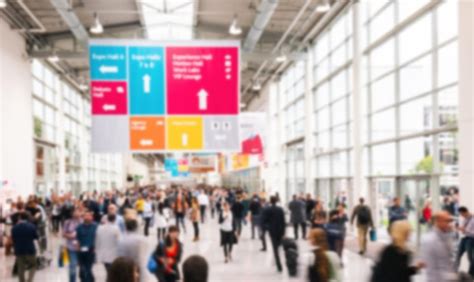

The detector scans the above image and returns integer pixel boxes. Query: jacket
[95,222,120,263]
[421,228,457,282]
[261,204,286,239]
[371,244,417,282]
[288,199,307,224]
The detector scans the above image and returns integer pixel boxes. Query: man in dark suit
[288,194,307,239]
[262,196,286,272]
[11,212,39,282]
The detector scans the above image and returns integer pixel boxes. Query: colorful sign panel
[89,40,240,153]
[239,112,266,155]
[189,155,216,173]
[165,158,189,177]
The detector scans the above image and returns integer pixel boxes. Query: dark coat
[261,204,286,239]
[371,244,417,282]
[288,199,306,224]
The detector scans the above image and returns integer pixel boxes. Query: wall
[0,18,34,198]
[123,154,153,187]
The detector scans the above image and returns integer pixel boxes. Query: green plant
[415,155,434,174]
[34,117,43,138]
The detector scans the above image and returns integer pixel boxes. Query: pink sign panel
[91,81,128,115]
[166,47,239,115]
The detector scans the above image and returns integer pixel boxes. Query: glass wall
[32,60,123,196]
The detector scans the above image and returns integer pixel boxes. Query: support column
[57,81,66,194]
[458,0,474,210]
[305,50,314,195]
[351,1,365,205]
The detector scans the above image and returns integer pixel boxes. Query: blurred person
[156,200,168,241]
[231,196,245,237]
[311,201,327,229]
[325,210,345,263]
[153,226,183,282]
[421,200,432,226]
[350,197,374,255]
[371,220,424,282]
[182,255,208,282]
[143,195,154,237]
[11,212,39,282]
[249,194,262,240]
[63,208,83,282]
[117,219,147,282]
[456,206,474,277]
[307,228,341,282]
[101,204,125,233]
[190,198,201,242]
[106,257,140,282]
[95,213,121,274]
[173,190,188,233]
[51,198,63,234]
[288,194,307,240]
[135,194,145,217]
[76,211,98,282]
[421,211,458,282]
[305,194,316,223]
[388,197,407,231]
[219,202,235,263]
[261,196,286,272]
[197,191,209,224]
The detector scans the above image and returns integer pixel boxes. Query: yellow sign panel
[167,117,203,150]
[232,154,249,170]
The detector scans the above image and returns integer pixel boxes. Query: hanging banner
[239,112,266,155]
[89,39,240,153]
[189,155,216,173]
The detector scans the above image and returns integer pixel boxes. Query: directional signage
[89,40,240,153]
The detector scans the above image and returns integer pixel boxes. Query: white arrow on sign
[182,133,188,146]
[198,89,208,110]
[103,104,116,111]
[99,65,118,74]
[140,139,153,146]
[143,74,151,94]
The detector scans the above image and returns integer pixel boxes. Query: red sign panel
[166,46,239,115]
[91,81,128,115]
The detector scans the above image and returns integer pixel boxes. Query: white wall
[123,154,152,187]
[0,18,34,198]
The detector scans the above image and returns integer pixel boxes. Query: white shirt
[95,223,121,264]
[143,201,153,218]
[198,193,210,206]
[220,211,233,232]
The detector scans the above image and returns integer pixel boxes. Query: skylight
[138,0,195,40]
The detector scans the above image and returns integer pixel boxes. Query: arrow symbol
[99,65,118,74]
[103,104,116,111]
[182,133,188,146]
[143,74,151,94]
[140,139,153,146]
[198,89,208,110]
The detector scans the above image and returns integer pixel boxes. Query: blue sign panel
[89,45,127,80]
[129,47,165,115]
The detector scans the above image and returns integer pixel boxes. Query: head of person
[458,206,470,219]
[223,202,230,211]
[393,197,400,207]
[108,204,117,216]
[183,255,209,282]
[390,220,411,250]
[270,196,278,206]
[359,198,365,205]
[292,195,297,201]
[19,211,30,222]
[433,211,453,233]
[168,225,180,241]
[307,228,330,281]
[192,198,199,207]
[337,204,345,212]
[83,211,94,223]
[107,257,139,282]
[329,210,339,222]
[72,208,82,220]
[125,219,138,233]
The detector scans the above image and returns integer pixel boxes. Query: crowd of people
[0,184,473,282]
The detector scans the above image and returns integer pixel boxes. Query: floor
[0,216,430,282]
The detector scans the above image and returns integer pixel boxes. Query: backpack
[357,206,371,225]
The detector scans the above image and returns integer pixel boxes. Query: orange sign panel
[130,117,165,150]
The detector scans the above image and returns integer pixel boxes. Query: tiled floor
[0,217,428,282]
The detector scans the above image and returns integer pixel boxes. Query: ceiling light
[79,83,89,91]
[252,80,262,91]
[48,52,60,63]
[275,54,287,63]
[0,0,7,9]
[316,1,330,13]
[90,13,103,34]
[229,16,242,36]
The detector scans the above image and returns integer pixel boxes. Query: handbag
[369,228,377,242]
[147,253,158,274]
[57,245,69,267]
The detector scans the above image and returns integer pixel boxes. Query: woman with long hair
[312,202,327,229]
[107,257,140,282]
[371,220,424,282]
[153,226,183,282]
[307,228,341,282]
[219,202,235,263]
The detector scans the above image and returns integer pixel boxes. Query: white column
[351,2,365,205]
[304,50,314,194]
[458,0,474,210]
[57,81,66,193]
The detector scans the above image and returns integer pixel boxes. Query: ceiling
[0,0,343,105]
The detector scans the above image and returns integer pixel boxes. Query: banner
[239,112,266,155]
[89,40,240,153]
[164,158,189,177]
[189,155,216,173]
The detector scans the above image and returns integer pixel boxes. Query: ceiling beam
[243,0,279,52]
[49,0,89,46]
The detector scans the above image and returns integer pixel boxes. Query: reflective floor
[0,217,429,282]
